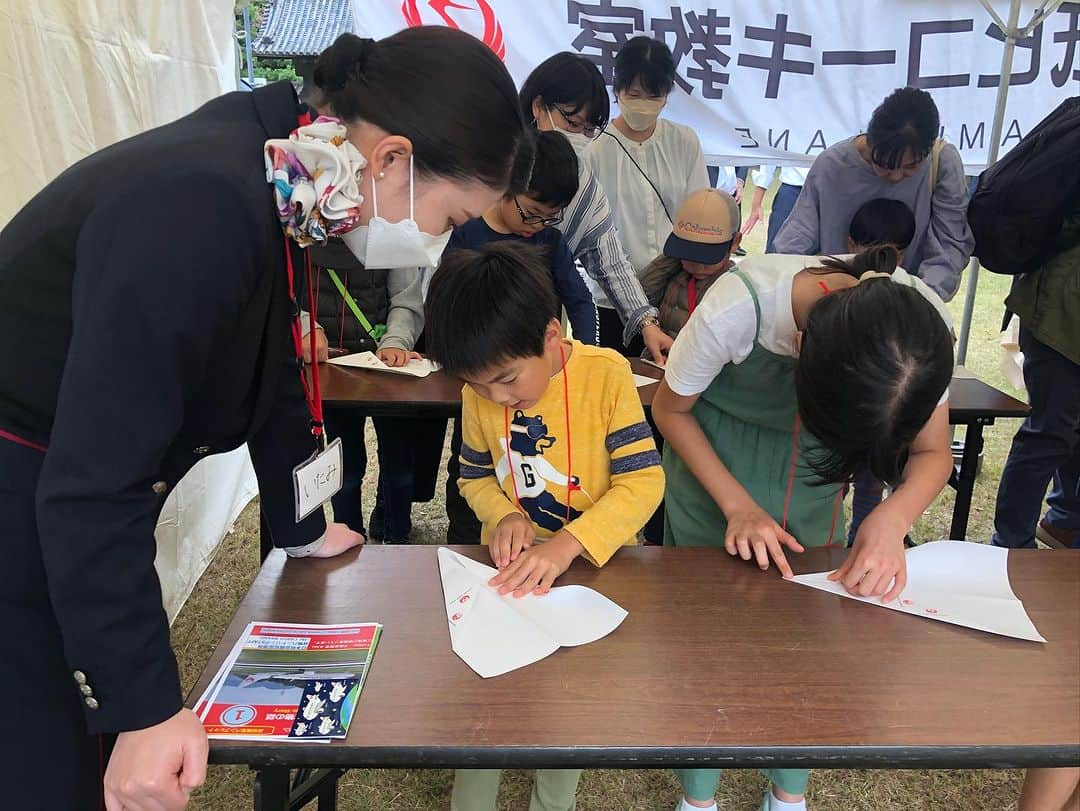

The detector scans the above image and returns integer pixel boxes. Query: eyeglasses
[514,196,564,227]
[552,105,604,139]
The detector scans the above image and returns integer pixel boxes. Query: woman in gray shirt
[774,87,973,300]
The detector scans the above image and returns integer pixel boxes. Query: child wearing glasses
[442,130,599,544]
[444,130,598,345]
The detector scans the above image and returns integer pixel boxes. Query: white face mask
[340,156,453,269]
[618,96,665,132]
[545,109,595,155]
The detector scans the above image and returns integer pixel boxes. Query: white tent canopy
[0,0,239,224]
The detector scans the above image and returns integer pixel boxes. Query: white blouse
[585,118,710,292]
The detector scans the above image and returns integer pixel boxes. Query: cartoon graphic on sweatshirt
[494,410,587,532]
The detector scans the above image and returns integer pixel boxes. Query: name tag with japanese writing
[292,438,343,521]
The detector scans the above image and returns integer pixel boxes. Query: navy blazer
[0,82,325,733]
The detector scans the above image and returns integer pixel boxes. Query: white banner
[354,1,1079,173]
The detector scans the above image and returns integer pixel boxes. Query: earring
[378,171,385,179]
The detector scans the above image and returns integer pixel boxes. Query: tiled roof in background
[253,0,353,58]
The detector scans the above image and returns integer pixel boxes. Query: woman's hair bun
[314,33,375,94]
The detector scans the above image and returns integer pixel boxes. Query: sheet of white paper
[789,541,1045,642]
[328,351,439,378]
[632,373,659,388]
[437,547,628,677]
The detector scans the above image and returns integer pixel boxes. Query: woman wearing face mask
[0,27,529,811]
[520,52,674,363]
[773,86,974,300]
[585,35,711,339]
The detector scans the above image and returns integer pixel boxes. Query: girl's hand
[724,503,804,578]
[377,347,422,367]
[830,504,908,602]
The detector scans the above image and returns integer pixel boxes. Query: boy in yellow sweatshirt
[424,240,664,811]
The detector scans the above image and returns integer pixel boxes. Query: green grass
[172,179,1032,809]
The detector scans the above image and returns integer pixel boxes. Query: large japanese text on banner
[354,1,1080,172]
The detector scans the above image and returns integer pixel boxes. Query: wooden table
[191,545,1079,811]
[316,357,663,415]
[945,372,1029,540]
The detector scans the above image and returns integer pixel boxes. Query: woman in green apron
[652,245,955,811]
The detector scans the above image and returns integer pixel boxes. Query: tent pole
[956,0,1023,365]
[243,5,255,84]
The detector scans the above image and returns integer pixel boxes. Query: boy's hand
[641,323,673,366]
[830,504,908,602]
[303,328,329,364]
[723,503,804,579]
[489,531,584,597]
[377,347,423,367]
[490,512,535,568]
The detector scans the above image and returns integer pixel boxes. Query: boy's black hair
[866,86,940,170]
[796,245,953,486]
[614,36,676,96]
[424,242,559,378]
[522,130,580,209]
[848,198,917,250]
[520,52,610,132]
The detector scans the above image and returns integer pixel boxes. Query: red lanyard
[285,245,325,449]
[0,427,46,453]
[504,343,577,524]
[688,276,697,315]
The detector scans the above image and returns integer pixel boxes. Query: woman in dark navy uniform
[0,28,528,811]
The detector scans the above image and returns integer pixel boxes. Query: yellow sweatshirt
[458,341,665,566]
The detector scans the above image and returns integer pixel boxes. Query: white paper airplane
[437,547,628,678]
[789,541,1046,642]
[328,350,439,378]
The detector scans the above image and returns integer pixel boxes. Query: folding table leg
[253,766,290,811]
[950,422,985,540]
[317,771,339,811]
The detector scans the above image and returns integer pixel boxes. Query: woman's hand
[377,347,423,367]
[741,205,765,237]
[104,708,207,811]
[723,502,804,578]
[830,504,908,602]
[308,522,365,558]
[641,323,673,366]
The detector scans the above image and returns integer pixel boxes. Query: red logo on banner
[401,0,506,59]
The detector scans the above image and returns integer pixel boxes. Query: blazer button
[79,684,93,696]
[194,445,211,455]
[152,481,167,495]
[73,670,87,685]
[84,697,100,711]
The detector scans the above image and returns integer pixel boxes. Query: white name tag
[292,437,343,522]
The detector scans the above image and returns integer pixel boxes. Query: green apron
[663,269,844,548]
